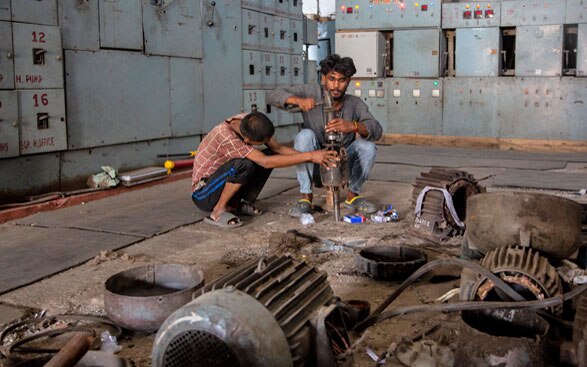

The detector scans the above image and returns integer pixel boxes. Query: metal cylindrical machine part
[152,256,345,367]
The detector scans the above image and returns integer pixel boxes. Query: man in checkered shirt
[191,111,338,228]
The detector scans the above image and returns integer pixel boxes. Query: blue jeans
[294,129,376,195]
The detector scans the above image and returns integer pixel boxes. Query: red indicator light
[347,7,353,13]
[474,9,483,18]
[421,4,428,11]
[463,10,472,19]
[485,9,494,17]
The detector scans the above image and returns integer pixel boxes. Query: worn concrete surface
[0,144,586,366]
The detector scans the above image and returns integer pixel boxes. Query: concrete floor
[0,144,586,366]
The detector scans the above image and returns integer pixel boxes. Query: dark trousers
[191,156,273,212]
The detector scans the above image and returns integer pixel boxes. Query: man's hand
[325,118,354,134]
[311,150,339,168]
[294,97,316,112]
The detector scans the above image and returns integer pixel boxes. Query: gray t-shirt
[266,84,383,148]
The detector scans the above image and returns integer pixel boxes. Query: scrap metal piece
[356,245,427,280]
[411,168,484,242]
[465,246,562,313]
[104,263,204,332]
[152,256,352,367]
[464,191,583,260]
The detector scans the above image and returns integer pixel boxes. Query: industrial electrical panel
[334,0,587,144]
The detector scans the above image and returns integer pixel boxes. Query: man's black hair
[319,54,357,78]
[240,112,275,142]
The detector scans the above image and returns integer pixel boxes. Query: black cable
[356,258,527,331]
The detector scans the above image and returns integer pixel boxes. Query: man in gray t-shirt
[266,54,383,217]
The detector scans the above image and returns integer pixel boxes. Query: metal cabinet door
[259,13,274,51]
[242,9,260,50]
[290,54,303,85]
[242,0,260,11]
[388,78,443,135]
[143,0,202,58]
[243,89,265,115]
[0,91,19,158]
[260,0,275,14]
[276,53,291,87]
[11,0,57,26]
[261,51,276,89]
[303,17,318,45]
[289,19,303,54]
[170,58,204,136]
[0,21,14,90]
[566,0,587,24]
[577,24,587,77]
[516,25,563,77]
[13,23,63,89]
[243,50,262,89]
[304,59,317,84]
[0,0,10,21]
[347,79,390,133]
[18,89,66,155]
[455,28,500,77]
[99,0,143,50]
[394,29,441,78]
[58,0,100,51]
[275,0,288,17]
[274,16,290,53]
[289,0,302,19]
[501,0,566,26]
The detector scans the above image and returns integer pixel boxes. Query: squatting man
[190,112,339,228]
[267,54,383,217]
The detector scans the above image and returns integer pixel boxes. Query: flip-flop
[237,201,263,216]
[203,211,243,228]
[344,196,378,215]
[288,199,312,218]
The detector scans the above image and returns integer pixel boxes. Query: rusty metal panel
[243,50,262,89]
[64,50,171,149]
[260,0,275,14]
[0,91,19,158]
[0,153,60,201]
[566,0,587,24]
[170,58,204,136]
[259,13,274,51]
[261,51,276,89]
[0,0,10,21]
[99,0,143,50]
[201,0,242,131]
[0,21,14,90]
[276,52,291,87]
[443,77,498,137]
[13,23,63,89]
[290,54,303,85]
[242,0,260,11]
[303,17,317,45]
[242,9,260,50]
[11,0,57,26]
[577,23,587,76]
[142,0,203,58]
[304,59,317,84]
[515,25,563,77]
[501,0,566,27]
[561,77,587,141]
[274,16,291,53]
[288,0,301,19]
[388,78,443,135]
[289,19,303,54]
[274,0,288,18]
[18,89,67,155]
[58,0,100,51]
[497,77,568,140]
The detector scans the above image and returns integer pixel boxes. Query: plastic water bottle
[300,213,315,226]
